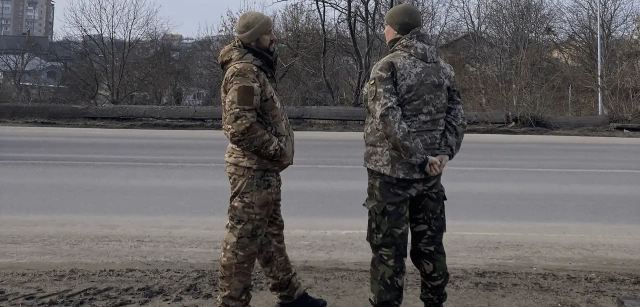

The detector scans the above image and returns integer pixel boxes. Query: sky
[52,0,285,39]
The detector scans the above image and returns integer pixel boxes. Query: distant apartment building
[0,0,54,39]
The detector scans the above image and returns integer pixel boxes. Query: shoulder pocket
[236,85,257,107]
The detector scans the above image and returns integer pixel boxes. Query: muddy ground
[2,262,639,307]
[1,217,639,306]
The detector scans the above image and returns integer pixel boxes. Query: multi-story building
[0,0,54,40]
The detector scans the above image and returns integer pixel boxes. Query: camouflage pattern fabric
[218,38,294,172]
[216,38,303,307]
[217,164,305,307]
[364,169,449,307]
[363,27,467,179]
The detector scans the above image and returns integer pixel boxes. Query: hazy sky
[52,0,284,38]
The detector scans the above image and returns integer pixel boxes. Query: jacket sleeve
[222,66,284,161]
[439,64,467,160]
[368,60,430,169]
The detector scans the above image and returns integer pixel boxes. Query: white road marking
[3,127,640,144]
[2,160,640,174]
[286,230,640,240]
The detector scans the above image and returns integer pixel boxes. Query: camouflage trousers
[216,164,304,307]
[363,169,449,307]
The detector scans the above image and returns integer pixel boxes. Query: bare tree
[60,0,171,105]
[0,36,55,103]
[38,0,638,121]
[0,36,48,90]
[313,0,385,106]
[452,0,490,34]
[315,0,337,104]
[559,0,640,117]
[0,53,41,89]
[402,0,456,46]
[483,0,562,118]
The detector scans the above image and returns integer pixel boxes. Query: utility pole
[597,0,603,115]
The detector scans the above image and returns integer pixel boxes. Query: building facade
[0,0,54,39]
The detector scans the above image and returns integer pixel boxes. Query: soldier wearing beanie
[384,3,423,37]
[216,11,327,307]
[362,3,466,307]
[236,11,276,52]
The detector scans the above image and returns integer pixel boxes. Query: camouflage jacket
[363,28,467,179]
[218,38,294,172]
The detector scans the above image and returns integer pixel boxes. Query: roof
[0,54,62,72]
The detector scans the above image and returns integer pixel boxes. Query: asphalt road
[1,126,640,224]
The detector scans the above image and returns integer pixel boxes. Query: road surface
[1,126,640,224]
[1,126,639,306]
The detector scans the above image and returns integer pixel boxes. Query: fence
[0,103,612,129]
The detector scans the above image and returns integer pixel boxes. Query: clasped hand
[424,155,449,176]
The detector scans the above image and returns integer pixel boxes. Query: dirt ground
[2,262,639,307]
[1,216,639,306]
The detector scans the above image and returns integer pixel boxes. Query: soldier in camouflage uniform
[362,4,467,307]
[216,11,327,307]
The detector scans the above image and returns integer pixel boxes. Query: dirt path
[1,216,639,306]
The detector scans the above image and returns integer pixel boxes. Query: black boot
[275,292,327,307]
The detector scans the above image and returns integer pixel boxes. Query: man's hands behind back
[424,156,441,176]
[424,155,450,176]
[436,155,449,172]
